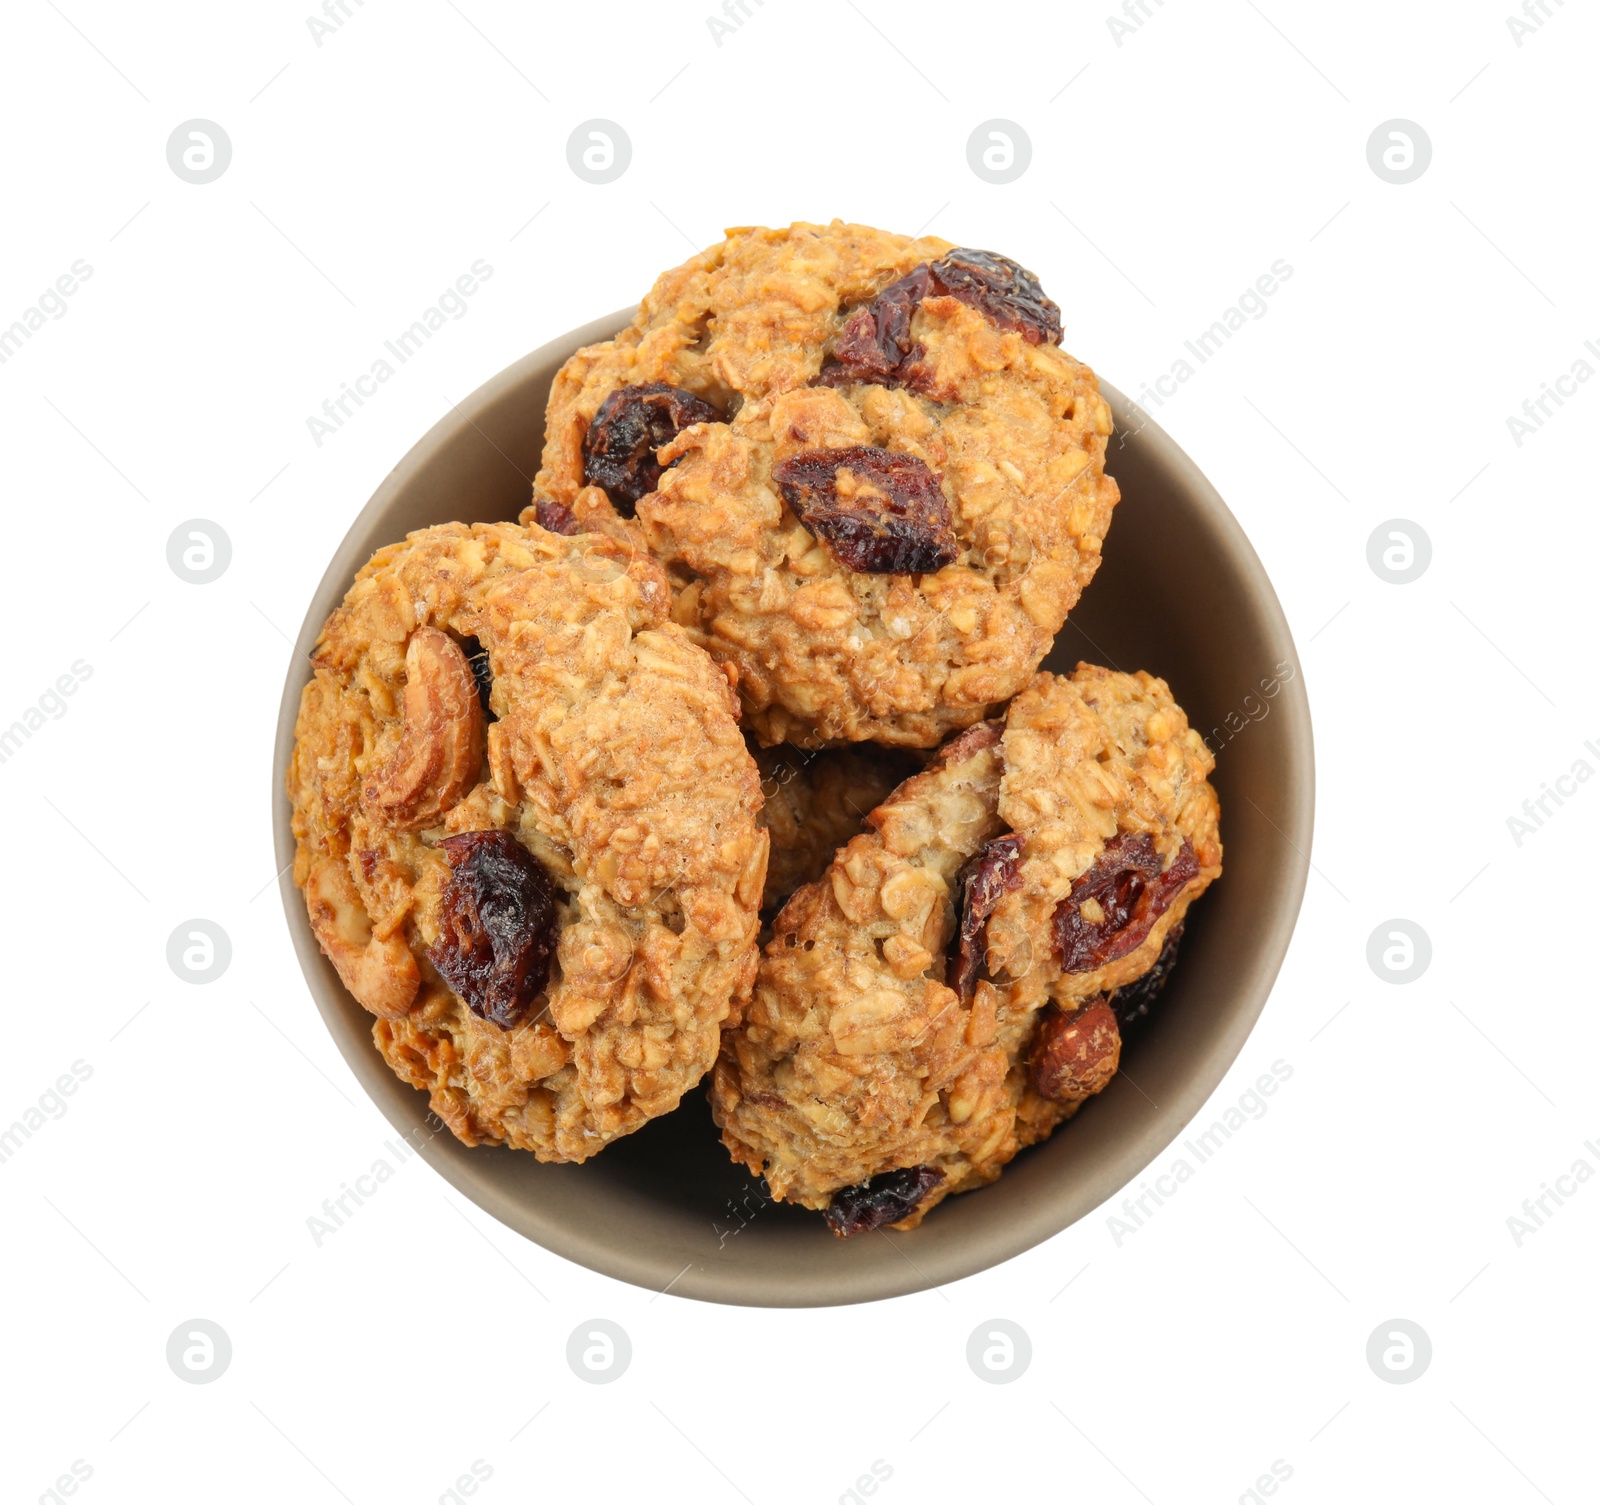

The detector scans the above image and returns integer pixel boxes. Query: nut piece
[362,628,485,830]
[1026,999,1120,1103]
[305,856,419,1019]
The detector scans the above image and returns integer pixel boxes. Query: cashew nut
[305,856,419,1019]
[362,627,484,829]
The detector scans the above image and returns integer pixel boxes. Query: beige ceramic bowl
[272,309,1313,1306]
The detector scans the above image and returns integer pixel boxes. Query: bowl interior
[272,310,1312,1306]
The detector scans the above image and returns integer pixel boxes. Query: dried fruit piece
[1027,999,1120,1103]
[1108,921,1184,1028]
[823,1164,945,1238]
[532,495,582,536]
[817,247,1061,389]
[582,382,723,514]
[772,445,958,575]
[926,248,1061,345]
[816,266,929,388]
[1054,833,1198,973]
[361,628,484,831]
[428,830,559,1029]
[951,833,1024,1000]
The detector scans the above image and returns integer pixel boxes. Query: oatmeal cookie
[753,741,921,917]
[288,522,767,1163]
[525,221,1121,747]
[710,665,1221,1232]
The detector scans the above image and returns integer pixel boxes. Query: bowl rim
[271,308,1314,1306]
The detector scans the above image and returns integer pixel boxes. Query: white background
[2,1,1596,1501]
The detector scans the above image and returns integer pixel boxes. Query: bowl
[272,308,1313,1307]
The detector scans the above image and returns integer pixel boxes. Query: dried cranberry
[582,382,723,514]
[532,496,582,536]
[816,264,931,389]
[816,248,1060,389]
[427,831,559,1029]
[771,445,958,574]
[1107,921,1184,1028]
[1027,998,1120,1103]
[823,1164,945,1238]
[926,248,1061,345]
[1054,833,1198,974]
[951,833,1024,1001]
[455,635,495,720]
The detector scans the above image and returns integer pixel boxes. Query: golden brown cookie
[288,522,768,1162]
[710,665,1221,1233]
[752,741,922,917]
[525,221,1120,747]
